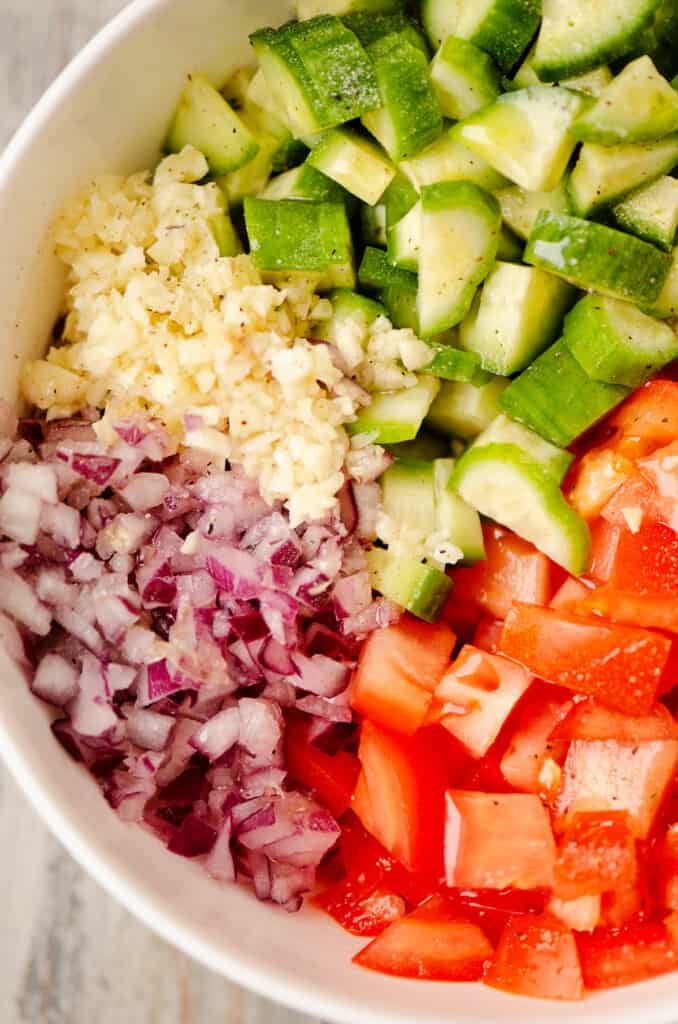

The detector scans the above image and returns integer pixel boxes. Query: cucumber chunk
[358,247,420,329]
[402,128,510,190]
[450,443,591,575]
[569,136,678,217]
[562,294,678,388]
[426,376,508,440]
[297,0,403,19]
[208,205,242,257]
[495,181,570,241]
[652,247,678,318]
[458,262,575,375]
[385,432,449,460]
[431,36,501,120]
[165,74,260,176]
[612,175,678,251]
[418,181,501,337]
[250,17,380,136]
[471,414,574,483]
[259,162,351,205]
[499,339,630,448]
[525,210,671,306]
[455,0,541,74]
[562,66,614,98]
[348,377,440,443]
[343,11,428,54]
[367,547,452,622]
[244,198,355,288]
[313,288,386,346]
[435,459,486,563]
[362,34,443,161]
[382,459,437,535]
[361,203,388,246]
[570,56,678,144]
[423,341,491,385]
[307,128,395,205]
[456,86,586,192]
[383,170,419,227]
[533,0,663,83]
[387,201,421,272]
[422,0,462,49]
[496,226,524,263]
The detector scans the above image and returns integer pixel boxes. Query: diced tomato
[601,473,660,527]
[555,738,678,839]
[432,646,532,758]
[500,682,574,793]
[567,447,634,521]
[500,603,671,716]
[315,875,406,936]
[350,615,455,736]
[576,585,678,634]
[549,576,593,612]
[607,519,678,599]
[554,811,637,900]
[447,524,555,620]
[577,922,678,989]
[473,617,503,654]
[441,590,482,645]
[444,790,556,890]
[653,829,678,912]
[553,700,678,743]
[353,722,453,876]
[338,814,439,907]
[445,888,547,946]
[609,379,678,448]
[354,894,494,980]
[600,872,654,928]
[285,720,360,818]
[484,914,583,1000]
[549,893,602,933]
[588,518,622,583]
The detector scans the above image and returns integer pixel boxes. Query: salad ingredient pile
[6,0,678,1004]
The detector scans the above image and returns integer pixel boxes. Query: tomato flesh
[609,379,678,447]
[554,811,636,900]
[315,876,406,936]
[608,519,678,599]
[484,914,584,1000]
[577,922,678,989]
[553,700,678,743]
[285,720,360,818]
[499,683,573,793]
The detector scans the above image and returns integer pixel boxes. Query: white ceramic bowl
[1,3,678,1021]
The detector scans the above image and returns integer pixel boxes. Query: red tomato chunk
[578,922,678,989]
[554,811,636,900]
[484,914,583,1000]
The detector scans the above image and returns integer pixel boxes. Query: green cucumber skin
[562,294,678,388]
[383,170,419,228]
[358,246,416,289]
[471,413,574,483]
[260,162,353,206]
[360,203,388,247]
[368,548,453,622]
[495,182,571,241]
[307,128,395,205]
[568,137,678,217]
[348,378,440,443]
[343,11,428,53]
[422,0,462,49]
[423,343,491,385]
[533,0,664,83]
[525,210,671,306]
[500,338,630,448]
[431,36,501,120]
[457,0,542,74]
[612,175,678,251]
[244,198,354,283]
[450,442,591,575]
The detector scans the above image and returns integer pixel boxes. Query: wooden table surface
[0,4,323,1022]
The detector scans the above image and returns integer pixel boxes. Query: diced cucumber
[387,201,421,272]
[506,43,541,90]
[435,459,486,563]
[250,17,380,137]
[562,66,613,98]
[456,86,586,193]
[296,0,403,20]
[495,181,570,241]
[246,67,287,119]
[450,443,591,575]
[525,211,671,306]
[426,376,508,440]
[613,175,678,251]
[382,459,437,535]
[455,0,541,74]
[431,36,501,120]
[348,377,440,443]
[343,11,428,54]
[533,0,663,83]
[358,246,420,330]
[458,262,575,376]
[313,288,386,345]
[216,100,298,204]
[471,414,574,483]
[499,339,630,448]
[422,0,462,49]
[307,128,394,206]
[360,202,388,246]
[423,341,491,385]
[571,56,678,144]
[496,226,524,263]
[385,432,450,460]
[362,34,443,161]
[165,74,260,175]
[208,206,242,257]
[259,162,351,205]
[569,136,678,217]
[243,198,355,288]
[402,128,509,190]
[367,547,452,622]
[383,170,419,227]
[418,181,501,337]
[562,294,678,388]
[652,247,678,317]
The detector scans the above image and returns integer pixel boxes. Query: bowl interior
[1,2,678,1021]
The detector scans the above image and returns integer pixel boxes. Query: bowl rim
[4,5,678,1024]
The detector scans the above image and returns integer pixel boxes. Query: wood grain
[0,4,324,1022]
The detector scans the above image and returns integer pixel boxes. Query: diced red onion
[126,708,175,751]
[6,462,58,503]
[352,481,381,541]
[0,486,43,544]
[119,473,170,512]
[167,813,217,857]
[0,568,51,635]
[190,706,240,761]
[291,652,349,698]
[32,652,79,706]
[41,502,82,549]
[206,816,236,881]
